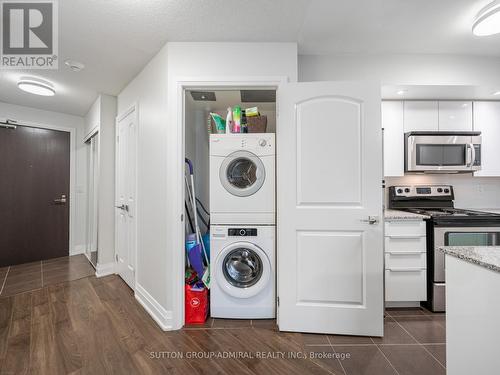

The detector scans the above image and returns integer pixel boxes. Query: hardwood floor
[0,270,447,375]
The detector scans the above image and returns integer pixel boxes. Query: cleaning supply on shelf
[232,106,241,133]
[225,107,233,134]
[245,106,259,117]
[241,109,248,133]
[210,112,226,134]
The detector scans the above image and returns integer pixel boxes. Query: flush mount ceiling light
[473,0,500,36]
[64,59,85,72]
[17,78,55,96]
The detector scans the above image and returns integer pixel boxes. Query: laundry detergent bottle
[232,106,241,133]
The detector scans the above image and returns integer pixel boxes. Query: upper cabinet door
[382,101,404,177]
[438,101,473,131]
[277,81,383,336]
[404,101,439,132]
[474,102,500,177]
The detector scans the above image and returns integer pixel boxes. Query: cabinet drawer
[385,269,426,302]
[385,252,426,269]
[385,236,426,252]
[385,221,426,236]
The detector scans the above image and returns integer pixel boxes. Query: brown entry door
[0,125,70,267]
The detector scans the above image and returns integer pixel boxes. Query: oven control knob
[444,188,450,194]
[437,188,443,193]
[397,188,403,194]
[404,188,410,193]
[259,139,267,147]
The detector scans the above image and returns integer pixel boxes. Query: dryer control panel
[228,228,258,237]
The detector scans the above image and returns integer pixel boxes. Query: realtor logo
[1,0,58,69]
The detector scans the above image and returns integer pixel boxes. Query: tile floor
[185,308,447,375]
[0,254,95,298]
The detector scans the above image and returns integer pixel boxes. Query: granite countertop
[384,209,429,220]
[439,246,500,273]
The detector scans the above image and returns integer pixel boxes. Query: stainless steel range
[388,185,500,312]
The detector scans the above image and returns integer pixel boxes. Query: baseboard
[135,283,173,331]
[71,245,86,256]
[385,301,422,308]
[95,262,115,278]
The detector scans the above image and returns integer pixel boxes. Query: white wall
[117,45,169,327]
[84,94,117,266]
[299,54,500,87]
[0,101,87,254]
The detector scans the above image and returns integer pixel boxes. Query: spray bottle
[225,107,232,134]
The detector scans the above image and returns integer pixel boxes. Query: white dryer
[210,134,275,225]
[210,225,275,319]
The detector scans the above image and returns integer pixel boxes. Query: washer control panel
[228,228,258,237]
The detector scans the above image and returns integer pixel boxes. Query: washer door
[215,242,271,299]
[220,151,265,197]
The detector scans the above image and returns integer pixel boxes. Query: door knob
[360,216,380,225]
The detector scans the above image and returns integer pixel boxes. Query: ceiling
[0,0,499,116]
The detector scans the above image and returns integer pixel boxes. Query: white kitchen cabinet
[384,219,427,303]
[474,101,500,177]
[404,101,438,132]
[438,101,473,131]
[382,101,404,177]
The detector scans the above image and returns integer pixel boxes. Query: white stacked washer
[209,134,276,319]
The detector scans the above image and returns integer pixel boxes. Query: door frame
[1,119,77,256]
[171,76,288,329]
[115,103,139,289]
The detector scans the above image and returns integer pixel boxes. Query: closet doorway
[86,132,99,267]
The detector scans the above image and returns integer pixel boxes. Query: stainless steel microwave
[405,131,482,173]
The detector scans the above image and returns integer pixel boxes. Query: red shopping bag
[185,284,209,324]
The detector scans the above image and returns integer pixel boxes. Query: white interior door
[277,81,384,336]
[115,108,137,289]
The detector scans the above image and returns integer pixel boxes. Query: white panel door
[115,108,137,289]
[474,101,500,177]
[404,101,438,132]
[382,101,404,177]
[438,101,473,131]
[277,81,384,336]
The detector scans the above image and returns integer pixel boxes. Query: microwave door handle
[470,143,476,167]
[466,143,475,167]
[466,144,472,167]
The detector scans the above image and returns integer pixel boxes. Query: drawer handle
[387,251,425,255]
[387,268,425,272]
[387,235,425,239]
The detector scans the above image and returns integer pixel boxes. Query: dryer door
[215,242,271,299]
[220,150,266,197]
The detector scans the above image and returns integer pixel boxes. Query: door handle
[115,204,129,212]
[360,216,380,225]
[54,194,67,204]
